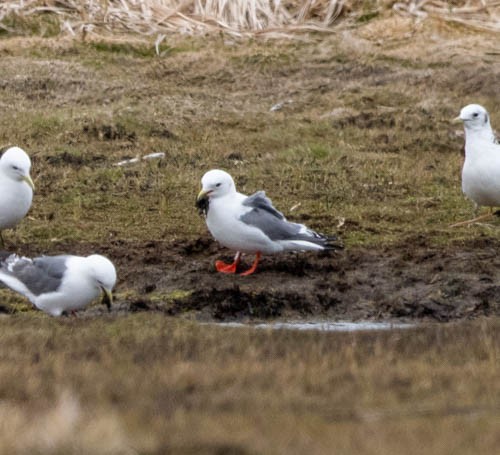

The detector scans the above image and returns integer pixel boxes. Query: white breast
[0,181,32,229]
[462,139,500,207]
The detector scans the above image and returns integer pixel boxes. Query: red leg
[215,252,241,274]
[240,252,261,276]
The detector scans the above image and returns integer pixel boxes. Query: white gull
[0,147,34,245]
[196,169,341,275]
[451,104,500,227]
[0,253,116,316]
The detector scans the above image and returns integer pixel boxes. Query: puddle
[207,321,415,332]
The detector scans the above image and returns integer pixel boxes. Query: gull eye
[215,183,222,188]
[11,165,20,171]
[472,112,479,118]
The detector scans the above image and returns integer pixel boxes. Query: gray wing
[241,209,305,241]
[2,255,69,296]
[242,191,285,220]
[241,192,329,244]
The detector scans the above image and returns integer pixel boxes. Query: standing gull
[451,104,500,227]
[0,147,34,245]
[0,253,116,316]
[196,169,341,276]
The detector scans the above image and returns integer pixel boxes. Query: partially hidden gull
[196,169,342,276]
[0,147,34,245]
[451,104,500,227]
[0,253,116,316]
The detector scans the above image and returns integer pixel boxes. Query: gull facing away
[0,147,35,245]
[196,169,342,276]
[451,104,500,227]
[0,253,116,316]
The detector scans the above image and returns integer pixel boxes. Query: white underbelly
[462,161,500,207]
[206,211,282,254]
[33,287,100,316]
[0,187,32,229]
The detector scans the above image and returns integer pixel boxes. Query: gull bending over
[451,104,500,227]
[0,253,116,316]
[196,169,341,276]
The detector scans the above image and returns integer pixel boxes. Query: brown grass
[1,1,499,39]
[0,0,346,38]
[394,0,500,32]
[0,315,499,454]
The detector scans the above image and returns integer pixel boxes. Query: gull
[0,253,117,316]
[196,169,341,276]
[451,104,500,227]
[0,147,35,245]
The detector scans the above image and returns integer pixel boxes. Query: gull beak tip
[197,189,208,201]
[101,288,113,311]
[23,175,35,190]
[196,190,210,216]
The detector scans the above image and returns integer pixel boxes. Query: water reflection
[208,321,415,332]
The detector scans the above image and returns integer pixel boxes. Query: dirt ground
[4,233,500,322]
[129,235,500,322]
[108,234,500,322]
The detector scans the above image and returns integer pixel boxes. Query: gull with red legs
[196,169,342,276]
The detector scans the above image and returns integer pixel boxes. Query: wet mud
[15,235,500,322]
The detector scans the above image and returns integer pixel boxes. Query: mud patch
[21,236,500,322]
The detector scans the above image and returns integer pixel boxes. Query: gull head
[86,254,117,310]
[455,104,491,132]
[0,147,34,190]
[196,169,236,214]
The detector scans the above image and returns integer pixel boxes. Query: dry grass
[0,1,499,39]
[0,314,498,453]
[0,0,346,38]
[395,0,500,32]
[0,390,133,454]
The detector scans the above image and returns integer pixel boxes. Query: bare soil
[129,236,500,322]
[8,234,500,322]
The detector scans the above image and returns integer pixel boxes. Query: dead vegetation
[0,0,348,39]
[394,0,500,32]
[0,1,499,39]
[0,315,498,454]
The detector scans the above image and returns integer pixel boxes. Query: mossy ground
[0,15,499,454]
[1,23,498,251]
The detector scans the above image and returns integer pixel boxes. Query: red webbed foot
[215,252,241,274]
[215,260,238,273]
[240,252,261,276]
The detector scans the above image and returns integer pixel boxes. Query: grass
[0,315,498,453]
[0,25,494,249]
[1,1,499,39]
